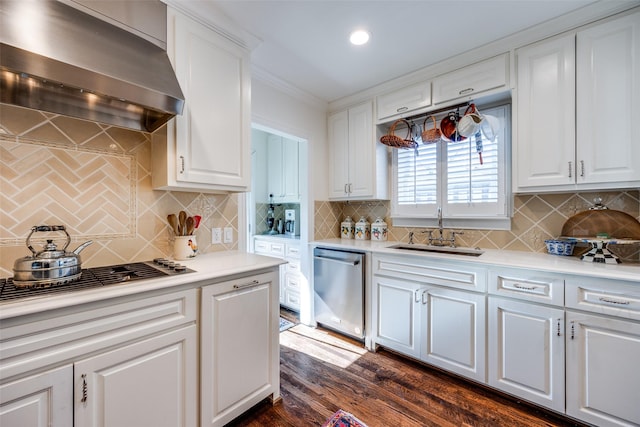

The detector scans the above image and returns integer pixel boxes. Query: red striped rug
[322,409,367,427]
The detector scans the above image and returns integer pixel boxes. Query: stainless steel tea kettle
[12,225,93,289]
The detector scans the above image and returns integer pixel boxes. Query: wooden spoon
[178,211,187,236]
[186,216,195,236]
[167,214,179,235]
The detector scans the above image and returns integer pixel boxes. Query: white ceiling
[180,0,630,103]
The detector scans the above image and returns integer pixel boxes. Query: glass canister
[371,217,388,241]
[341,216,355,239]
[355,216,370,240]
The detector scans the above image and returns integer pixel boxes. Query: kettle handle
[26,225,71,255]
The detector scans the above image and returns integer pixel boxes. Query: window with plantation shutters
[392,104,511,229]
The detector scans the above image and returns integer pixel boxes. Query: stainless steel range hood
[0,1,184,133]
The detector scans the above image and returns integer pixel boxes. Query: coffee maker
[284,209,299,237]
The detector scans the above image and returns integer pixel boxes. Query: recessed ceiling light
[350,30,370,46]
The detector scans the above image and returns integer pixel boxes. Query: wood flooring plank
[228,319,587,427]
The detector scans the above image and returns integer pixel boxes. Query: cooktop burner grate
[0,261,193,302]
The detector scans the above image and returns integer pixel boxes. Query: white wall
[251,78,328,202]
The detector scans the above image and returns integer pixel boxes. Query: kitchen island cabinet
[0,253,284,427]
[201,270,280,427]
[514,10,640,193]
[328,101,389,200]
[153,6,251,193]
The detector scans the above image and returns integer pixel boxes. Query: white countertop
[0,251,285,320]
[312,238,640,283]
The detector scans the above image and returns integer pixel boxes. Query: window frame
[390,103,512,230]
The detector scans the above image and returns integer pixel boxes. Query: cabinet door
[432,54,508,105]
[515,34,575,189]
[167,8,250,191]
[281,138,300,202]
[347,102,375,198]
[566,311,640,427]
[328,110,350,198]
[74,326,197,427]
[422,287,486,382]
[0,365,73,427]
[372,276,422,359]
[201,271,280,427]
[376,82,431,122]
[576,11,640,185]
[267,136,285,200]
[488,297,565,412]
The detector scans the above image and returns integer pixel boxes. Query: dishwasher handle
[314,255,360,266]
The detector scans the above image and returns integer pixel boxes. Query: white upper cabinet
[153,7,251,193]
[267,135,300,203]
[376,82,432,122]
[515,34,576,189]
[328,101,389,200]
[514,10,640,193]
[576,11,640,186]
[432,54,509,105]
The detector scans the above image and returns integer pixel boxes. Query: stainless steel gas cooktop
[0,259,195,302]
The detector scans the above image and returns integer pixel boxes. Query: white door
[576,11,640,185]
[373,276,422,359]
[201,272,279,427]
[74,326,197,427]
[488,297,565,412]
[328,110,350,198]
[347,102,374,198]
[0,365,73,427]
[422,287,486,382]
[515,34,575,189]
[566,311,640,427]
[170,9,250,189]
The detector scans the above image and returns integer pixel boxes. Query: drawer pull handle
[513,283,537,291]
[459,87,474,95]
[396,106,408,113]
[81,374,88,403]
[234,279,260,289]
[599,297,630,305]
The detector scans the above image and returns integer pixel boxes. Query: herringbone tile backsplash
[0,104,238,276]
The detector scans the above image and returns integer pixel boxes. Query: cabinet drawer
[285,274,301,292]
[286,243,301,259]
[432,53,508,104]
[372,254,486,292]
[376,81,431,121]
[0,289,197,379]
[254,238,285,258]
[566,277,640,321]
[286,259,301,274]
[284,290,301,309]
[489,268,564,306]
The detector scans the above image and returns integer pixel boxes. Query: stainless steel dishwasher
[313,247,365,340]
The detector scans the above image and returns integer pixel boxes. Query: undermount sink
[388,244,484,257]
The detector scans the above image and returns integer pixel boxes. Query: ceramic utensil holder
[174,235,198,260]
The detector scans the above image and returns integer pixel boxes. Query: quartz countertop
[0,251,285,320]
[312,238,640,283]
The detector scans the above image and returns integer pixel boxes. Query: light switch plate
[223,227,233,243]
[212,228,222,244]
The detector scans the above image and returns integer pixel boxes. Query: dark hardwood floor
[227,310,587,427]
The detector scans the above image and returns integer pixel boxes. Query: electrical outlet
[212,228,222,244]
[223,227,233,243]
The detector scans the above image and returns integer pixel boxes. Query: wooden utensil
[186,216,195,236]
[167,214,179,235]
[178,211,187,236]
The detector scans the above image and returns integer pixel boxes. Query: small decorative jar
[371,217,388,241]
[355,217,371,240]
[341,216,355,239]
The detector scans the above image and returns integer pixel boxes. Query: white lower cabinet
[74,326,197,427]
[200,271,280,427]
[488,297,565,412]
[253,236,302,311]
[372,254,486,382]
[565,312,640,427]
[0,365,73,427]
